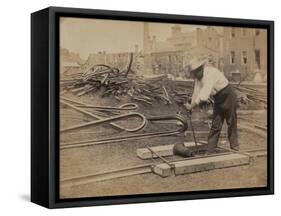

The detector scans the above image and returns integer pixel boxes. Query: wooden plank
[153,153,250,177]
[137,142,205,159]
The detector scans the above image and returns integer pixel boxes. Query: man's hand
[185,102,195,111]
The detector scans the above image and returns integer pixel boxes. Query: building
[60,48,85,76]
[148,25,217,78]
[145,25,267,82]
[221,27,267,81]
[78,24,267,82]
[196,27,223,67]
[166,25,197,50]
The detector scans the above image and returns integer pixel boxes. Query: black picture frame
[31,6,274,208]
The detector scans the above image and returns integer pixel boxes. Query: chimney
[143,23,150,54]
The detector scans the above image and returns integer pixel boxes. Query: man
[185,59,239,153]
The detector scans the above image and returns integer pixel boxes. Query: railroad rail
[60,114,188,150]
[60,148,266,188]
[60,96,189,150]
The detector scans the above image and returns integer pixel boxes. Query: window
[231,28,235,38]
[242,51,247,64]
[255,49,261,69]
[256,30,260,36]
[230,51,235,64]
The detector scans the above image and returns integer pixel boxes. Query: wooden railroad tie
[153,153,250,177]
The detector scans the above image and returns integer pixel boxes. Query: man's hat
[188,58,206,73]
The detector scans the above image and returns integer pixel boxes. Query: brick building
[147,25,267,81]
[75,24,267,82]
[220,27,267,81]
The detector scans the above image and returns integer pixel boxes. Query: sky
[60,17,204,59]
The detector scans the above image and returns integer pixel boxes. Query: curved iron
[60,99,145,133]
[76,103,138,111]
[82,64,118,81]
[60,111,146,133]
[60,96,143,132]
[60,114,188,150]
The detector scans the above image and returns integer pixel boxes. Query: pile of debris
[61,61,266,109]
[60,63,193,106]
[129,76,193,106]
[61,52,133,97]
[234,84,267,108]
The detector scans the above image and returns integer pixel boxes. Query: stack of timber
[136,142,250,177]
[60,58,266,110]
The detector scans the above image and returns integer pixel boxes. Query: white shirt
[191,66,229,105]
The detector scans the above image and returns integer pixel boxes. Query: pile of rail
[234,84,267,108]
[61,60,266,109]
[60,66,193,106]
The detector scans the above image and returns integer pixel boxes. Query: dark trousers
[207,85,238,152]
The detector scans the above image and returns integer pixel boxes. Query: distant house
[220,27,267,81]
[148,25,220,78]
[144,25,267,82]
[61,62,81,77]
[63,62,80,69]
[60,48,85,75]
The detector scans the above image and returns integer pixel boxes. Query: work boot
[206,144,217,155]
[173,143,194,157]
[206,149,216,155]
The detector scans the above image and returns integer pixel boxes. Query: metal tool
[146,145,175,169]
[187,110,198,146]
[178,109,198,146]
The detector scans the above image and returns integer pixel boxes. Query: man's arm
[193,72,215,105]
[185,80,201,111]
[191,80,200,104]
[195,81,215,104]
[186,72,215,111]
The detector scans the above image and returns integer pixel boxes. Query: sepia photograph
[59,17,268,199]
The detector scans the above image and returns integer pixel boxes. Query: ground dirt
[59,92,267,199]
